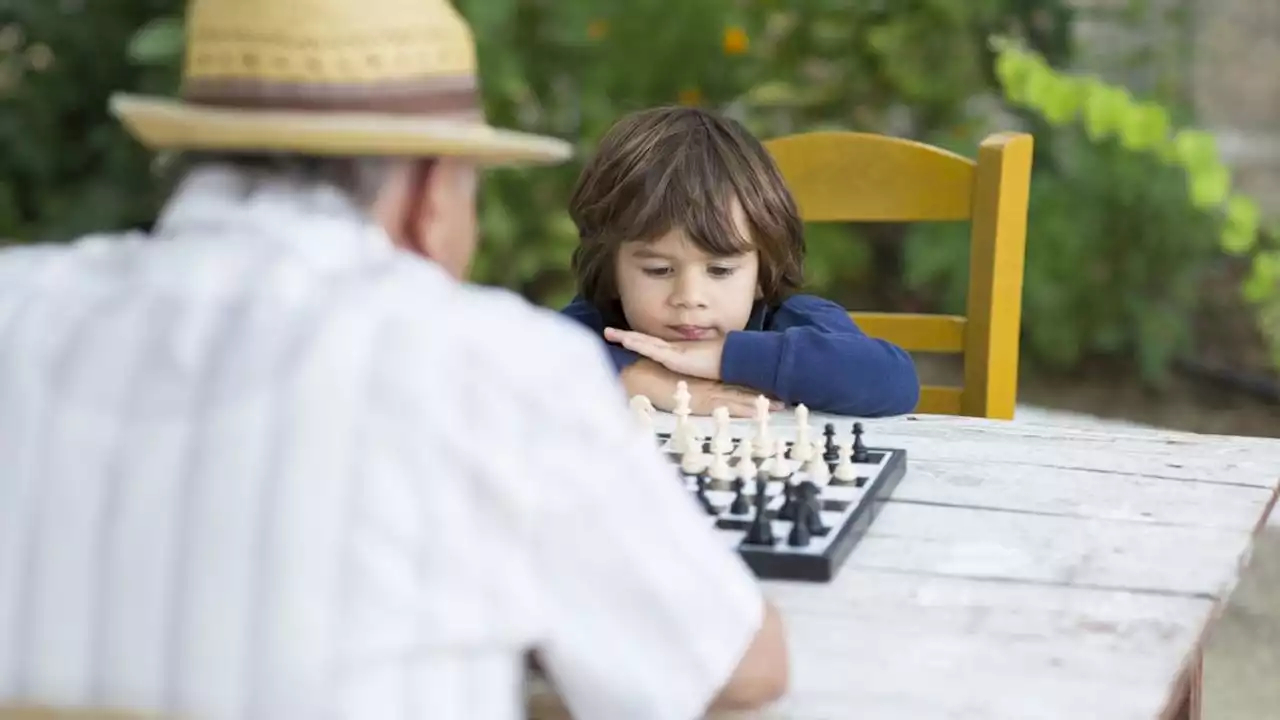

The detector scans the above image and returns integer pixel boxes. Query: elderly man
[0,0,788,719]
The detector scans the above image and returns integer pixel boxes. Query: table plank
[531,571,1215,720]
[845,501,1251,598]
[889,459,1272,530]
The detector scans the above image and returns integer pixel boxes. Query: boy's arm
[720,295,920,417]
[559,295,640,372]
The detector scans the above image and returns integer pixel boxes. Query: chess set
[631,383,908,583]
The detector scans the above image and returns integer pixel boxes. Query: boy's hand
[619,358,782,418]
[605,327,724,380]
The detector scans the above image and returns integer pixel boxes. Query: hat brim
[109,93,575,166]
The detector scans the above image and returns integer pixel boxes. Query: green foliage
[9,0,1268,385]
[905,129,1221,382]
[0,1,181,243]
[989,37,1280,371]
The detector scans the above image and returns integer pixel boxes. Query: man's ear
[399,160,436,258]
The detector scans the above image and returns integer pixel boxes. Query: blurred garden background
[1,0,1278,437]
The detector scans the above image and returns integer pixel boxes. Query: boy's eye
[708,265,737,277]
[641,266,672,277]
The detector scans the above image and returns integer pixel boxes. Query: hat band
[181,75,483,117]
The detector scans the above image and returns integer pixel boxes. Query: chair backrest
[764,130,1034,419]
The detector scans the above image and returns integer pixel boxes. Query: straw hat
[109,0,573,165]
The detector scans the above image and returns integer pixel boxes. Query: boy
[560,105,920,418]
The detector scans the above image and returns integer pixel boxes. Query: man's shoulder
[380,273,622,388]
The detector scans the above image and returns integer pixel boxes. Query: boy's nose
[671,280,709,308]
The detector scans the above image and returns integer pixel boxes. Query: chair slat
[766,132,975,222]
[849,312,966,353]
[915,386,963,415]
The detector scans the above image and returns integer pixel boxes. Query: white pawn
[768,437,791,479]
[680,446,708,476]
[805,452,831,487]
[833,440,858,484]
[711,406,734,454]
[708,451,732,486]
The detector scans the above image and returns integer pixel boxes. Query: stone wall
[1069,0,1280,217]
[1193,0,1280,217]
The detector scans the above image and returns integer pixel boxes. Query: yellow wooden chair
[764,130,1034,419]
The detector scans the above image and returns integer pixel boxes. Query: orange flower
[587,20,608,40]
[722,26,749,55]
[678,88,703,106]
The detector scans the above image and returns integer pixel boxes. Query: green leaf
[1119,101,1170,151]
[1220,194,1260,255]
[1187,161,1231,209]
[1242,251,1280,303]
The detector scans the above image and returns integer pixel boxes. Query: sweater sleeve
[558,296,642,373]
[719,295,920,417]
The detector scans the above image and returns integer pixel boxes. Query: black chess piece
[729,478,750,515]
[787,501,812,547]
[799,481,827,535]
[852,421,869,463]
[822,423,838,463]
[694,473,715,514]
[803,481,824,532]
[776,479,798,521]
[743,475,775,546]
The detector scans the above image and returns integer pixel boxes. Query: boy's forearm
[720,328,919,416]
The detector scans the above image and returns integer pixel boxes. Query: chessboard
[634,388,907,583]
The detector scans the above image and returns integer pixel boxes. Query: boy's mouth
[669,324,715,340]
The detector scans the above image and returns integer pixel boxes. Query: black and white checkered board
[656,427,907,582]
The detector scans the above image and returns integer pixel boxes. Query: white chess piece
[711,406,734,454]
[680,446,708,475]
[629,395,654,433]
[673,381,692,416]
[768,437,791,478]
[794,404,812,457]
[833,440,858,483]
[752,395,773,456]
[708,451,732,486]
[805,452,831,487]
[790,427,813,463]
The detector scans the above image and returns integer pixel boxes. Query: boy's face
[613,203,760,343]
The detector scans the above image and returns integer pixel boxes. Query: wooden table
[528,410,1280,720]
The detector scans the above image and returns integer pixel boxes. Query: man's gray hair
[164,152,409,212]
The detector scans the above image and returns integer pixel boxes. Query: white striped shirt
[0,167,765,720]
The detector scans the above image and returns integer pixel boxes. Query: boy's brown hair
[569,106,806,313]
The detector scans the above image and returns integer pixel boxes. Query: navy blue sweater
[560,294,920,417]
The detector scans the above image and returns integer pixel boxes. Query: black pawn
[729,478,750,515]
[852,422,869,463]
[694,473,716,514]
[743,476,775,546]
[787,501,812,547]
[822,423,839,463]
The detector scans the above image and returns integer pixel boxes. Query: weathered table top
[529,410,1280,720]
